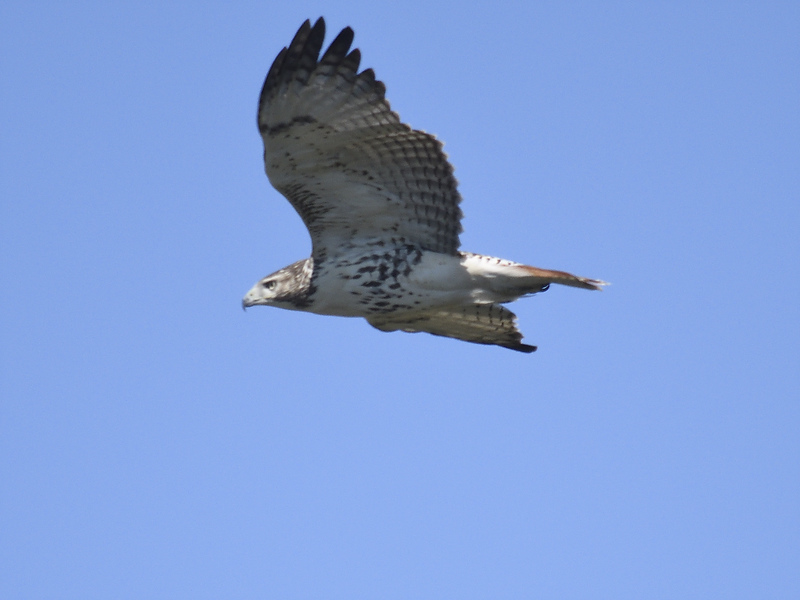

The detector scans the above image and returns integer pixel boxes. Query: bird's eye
[264,280,276,290]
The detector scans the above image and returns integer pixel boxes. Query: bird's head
[242,259,312,310]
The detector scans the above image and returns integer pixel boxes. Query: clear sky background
[2,1,798,598]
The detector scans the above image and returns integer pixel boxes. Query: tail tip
[583,278,610,291]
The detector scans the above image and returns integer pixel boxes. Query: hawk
[243,18,606,352]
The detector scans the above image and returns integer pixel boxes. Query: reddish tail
[518,265,608,291]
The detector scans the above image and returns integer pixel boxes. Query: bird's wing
[257,18,463,258]
[367,304,537,353]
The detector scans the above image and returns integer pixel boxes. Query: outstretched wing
[367,304,537,353]
[258,18,463,258]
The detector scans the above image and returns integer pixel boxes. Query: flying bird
[243,18,606,352]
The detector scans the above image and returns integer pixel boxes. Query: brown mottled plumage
[243,18,606,352]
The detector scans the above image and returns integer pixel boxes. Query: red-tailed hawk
[243,18,606,352]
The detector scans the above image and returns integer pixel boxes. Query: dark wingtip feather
[320,26,355,64]
[510,343,537,353]
[259,18,329,124]
[308,17,326,49]
[341,48,361,74]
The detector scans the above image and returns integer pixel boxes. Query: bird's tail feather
[515,265,608,291]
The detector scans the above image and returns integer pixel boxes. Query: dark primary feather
[259,19,326,106]
[257,17,463,257]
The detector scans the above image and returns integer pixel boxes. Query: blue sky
[2,1,798,598]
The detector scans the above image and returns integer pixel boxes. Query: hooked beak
[242,285,263,310]
[242,295,258,311]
